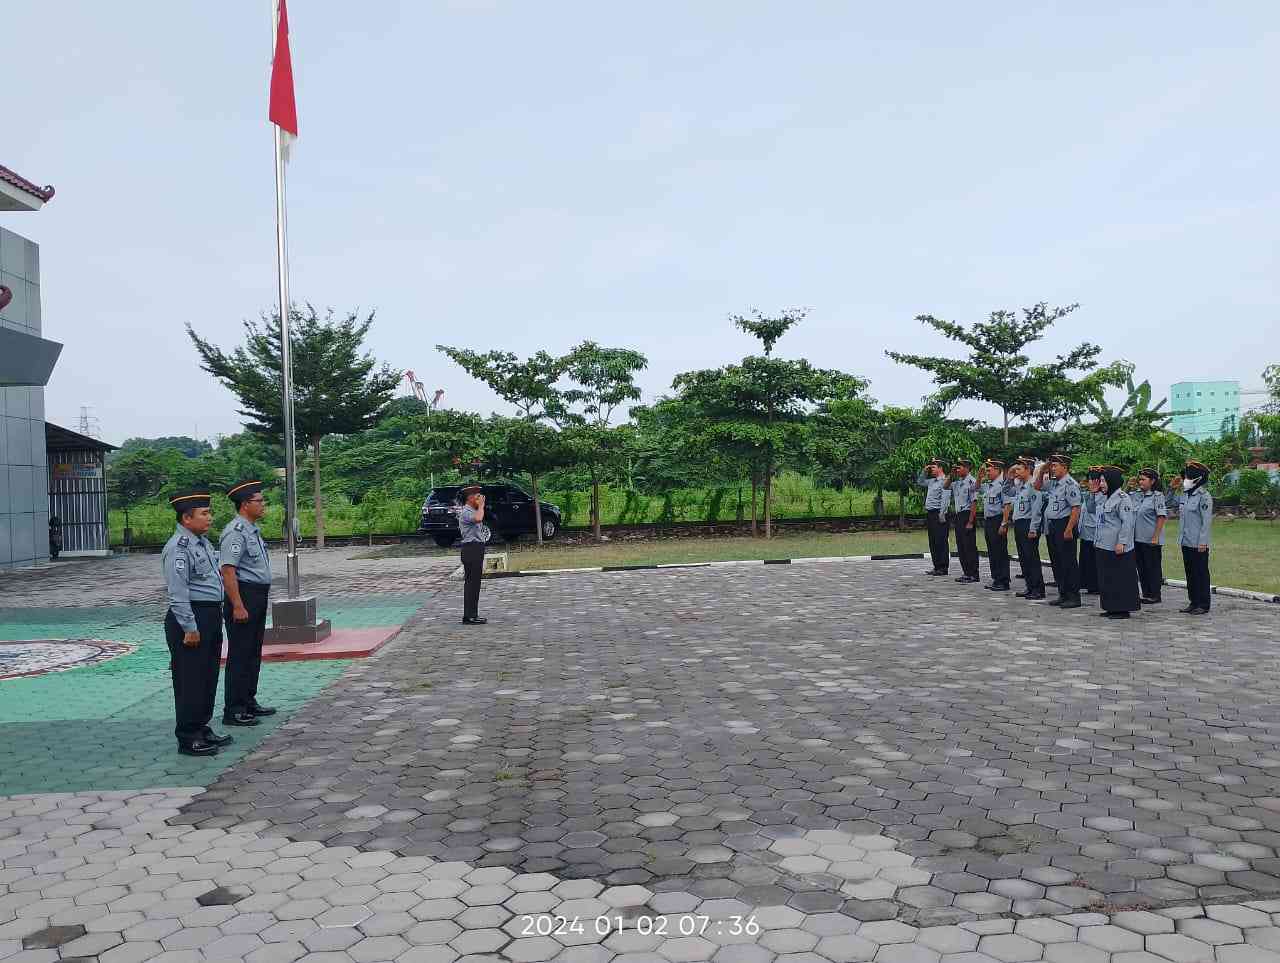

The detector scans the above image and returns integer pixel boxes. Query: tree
[869,426,983,527]
[672,310,864,538]
[1085,368,1180,435]
[887,302,1128,443]
[436,346,571,543]
[107,449,171,543]
[111,436,212,464]
[187,305,400,547]
[558,342,648,541]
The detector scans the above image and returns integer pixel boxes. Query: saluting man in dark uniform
[458,485,490,625]
[947,459,980,583]
[161,490,230,756]
[1011,457,1046,600]
[1043,454,1083,608]
[219,480,277,727]
[980,459,1013,591]
[918,459,951,576]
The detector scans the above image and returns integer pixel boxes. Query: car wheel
[433,535,456,548]
[541,517,559,540]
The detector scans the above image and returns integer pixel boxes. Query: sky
[5,1,1278,445]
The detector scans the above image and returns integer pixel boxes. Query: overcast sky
[6,1,1277,445]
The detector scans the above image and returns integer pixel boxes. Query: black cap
[226,479,263,505]
[956,458,973,468]
[461,484,483,496]
[169,489,211,513]
[985,458,1006,469]
[1047,453,1073,468]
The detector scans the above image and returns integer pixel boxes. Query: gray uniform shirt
[1012,481,1042,522]
[949,474,977,516]
[1045,476,1082,522]
[1133,491,1168,545]
[161,525,223,632]
[219,517,273,585]
[1079,491,1100,541]
[918,471,949,515]
[1031,477,1054,534]
[980,479,1011,519]
[1094,491,1137,552]
[1180,487,1213,547]
[458,505,491,544]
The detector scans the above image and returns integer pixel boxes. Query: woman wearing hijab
[1133,468,1168,604]
[1179,460,1213,615]
[1094,466,1141,618]
[1078,468,1103,595]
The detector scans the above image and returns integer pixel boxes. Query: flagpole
[272,2,301,599]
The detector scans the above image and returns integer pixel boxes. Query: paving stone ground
[4,553,1280,961]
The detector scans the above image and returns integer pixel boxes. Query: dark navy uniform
[220,480,274,724]
[161,490,226,754]
[980,461,1013,590]
[947,460,980,581]
[919,462,951,575]
[1179,461,1213,613]
[1043,454,1082,607]
[1011,457,1045,598]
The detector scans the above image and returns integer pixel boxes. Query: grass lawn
[485,517,1279,595]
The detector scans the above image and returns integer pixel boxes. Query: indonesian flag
[269,0,298,158]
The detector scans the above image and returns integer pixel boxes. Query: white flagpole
[272,0,301,598]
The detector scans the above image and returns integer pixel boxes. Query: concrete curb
[1164,578,1280,604]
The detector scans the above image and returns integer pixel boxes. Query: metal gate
[47,448,109,554]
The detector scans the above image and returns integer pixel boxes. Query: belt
[191,599,223,607]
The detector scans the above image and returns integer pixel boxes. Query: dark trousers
[223,581,270,716]
[461,542,485,619]
[165,602,223,745]
[1048,517,1080,600]
[1080,540,1099,592]
[1013,520,1044,592]
[953,513,979,578]
[926,510,950,572]
[1135,543,1163,600]
[1182,546,1211,610]
[982,516,1010,585]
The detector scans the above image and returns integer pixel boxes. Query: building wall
[0,225,49,570]
[1171,380,1241,443]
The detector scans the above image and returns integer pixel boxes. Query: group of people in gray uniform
[160,482,277,757]
[919,455,1214,618]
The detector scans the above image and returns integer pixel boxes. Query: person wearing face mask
[1179,461,1213,615]
[1133,468,1168,604]
[1011,457,1046,600]
[1078,468,1103,596]
[1094,466,1141,619]
[1042,454,1082,608]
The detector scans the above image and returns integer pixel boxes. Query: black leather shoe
[1188,607,1209,615]
[1180,605,1196,613]
[462,617,488,625]
[1140,597,1161,605]
[1047,598,1064,606]
[202,730,234,747]
[988,583,1010,591]
[926,570,947,576]
[178,740,219,757]
[249,703,277,717]
[1101,611,1130,619]
[222,712,261,727]
[1059,598,1082,609]
[1025,592,1046,600]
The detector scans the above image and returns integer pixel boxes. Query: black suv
[419,482,562,547]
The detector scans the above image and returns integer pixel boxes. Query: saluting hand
[183,631,200,648]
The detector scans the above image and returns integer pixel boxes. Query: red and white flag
[269,0,298,159]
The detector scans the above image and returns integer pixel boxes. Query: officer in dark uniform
[1011,457,1046,599]
[1043,454,1083,608]
[918,459,951,576]
[161,490,230,756]
[947,458,980,583]
[980,459,1013,591]
[219,480,277,727]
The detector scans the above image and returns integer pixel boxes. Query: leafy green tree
[111,436,212,464]
[869,425,982,527]
[1085,367,1182,435]
[672,310,865,537]
[436,346,571,543]
[107,449,171,544]
[558,341,647,540]
[187,305,401,547]
[1234,469,1280,515]
[887,302,1128,443]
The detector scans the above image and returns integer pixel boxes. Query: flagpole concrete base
[264,595,332,645]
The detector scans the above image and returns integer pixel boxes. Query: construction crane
[404,370,427,403]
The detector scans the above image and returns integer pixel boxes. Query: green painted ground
[0,593,427,794]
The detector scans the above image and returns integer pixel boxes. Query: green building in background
[1171,380,1241,441]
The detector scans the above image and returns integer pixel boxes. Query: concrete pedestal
[263,595,332,645]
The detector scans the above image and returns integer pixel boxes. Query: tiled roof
[0,163,55,202]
